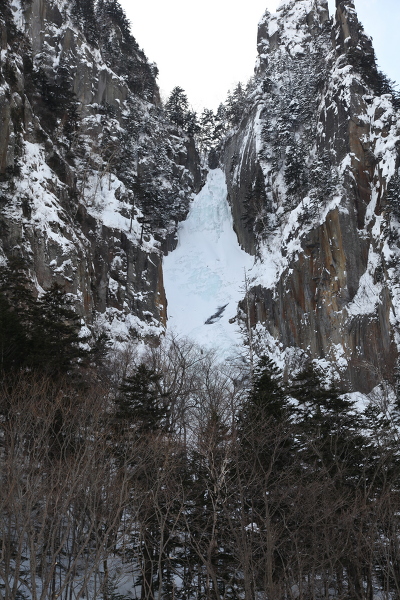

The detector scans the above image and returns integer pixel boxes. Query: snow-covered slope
[164,169,254,358]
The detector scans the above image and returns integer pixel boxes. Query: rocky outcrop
[0,0,202,341]
[2,0,398,389]
[224,0,400,391]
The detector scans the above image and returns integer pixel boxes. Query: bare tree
[0,374,132,600]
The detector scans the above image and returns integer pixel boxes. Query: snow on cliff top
[259,0,329,57]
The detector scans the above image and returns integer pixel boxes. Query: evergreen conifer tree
[165,86,189,128]
[213,103,228,142]
[0,263,91,379]
[30,283,90,376]
[71,0,98,46]
[114,364,171,600]
[96,0,156,99]
[237,356,295,481]
[0,259,36,373]
[241,355,289,425]
[234,357,294,597]
[290,364,365,480]
[116,363,169,435]
[284,139,307,198]
[386,170,400,220]
[97,0,135,43]
[185,110,201,137]
[186,408,236,599]
[226,83,246,127]
[208,148,219,170]
[199,108,215,153]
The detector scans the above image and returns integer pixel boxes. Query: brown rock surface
[224,0,399,391]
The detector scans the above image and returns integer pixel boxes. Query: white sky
[119,0,400,112]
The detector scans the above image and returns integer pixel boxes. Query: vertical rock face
[0,0,202,341]
[1,0,399,390]
[223,0,400,391]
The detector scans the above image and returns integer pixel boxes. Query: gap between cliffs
[163,169,254,359]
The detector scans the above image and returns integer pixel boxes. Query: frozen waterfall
[163,169,254,358]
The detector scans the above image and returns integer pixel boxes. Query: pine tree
[213,103,228,142]
[56,65,80,146]
[116,363,169,435]
[0,264,90,378]
[241,355,290,425]
[199,108,215,153]
[35,64,80,142]
[96,0,156,100]
[97,0,135,44]
[165,86,189,128]
[132,171,163,227]
[30,283,90,376]
[386,170,400,220]
[114,364,171,600]
[234,357,294,597]
[290,363,365,480]
[185,110,201,137]
[284,139,307,198]
[71,0,98,46]
[347,45,395,98]
[225,83,246,127]
[208,148,219,170]
[237,356,294,479]
[0,259,36,373]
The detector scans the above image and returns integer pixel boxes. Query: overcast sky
[119,0,400,112]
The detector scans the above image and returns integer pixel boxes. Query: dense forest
[1,261,400,600]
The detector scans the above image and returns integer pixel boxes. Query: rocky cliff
[0,0,202,343]
[1,0,399,392]
[223,0,400,392]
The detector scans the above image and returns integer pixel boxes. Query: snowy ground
[163,169,254,359]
